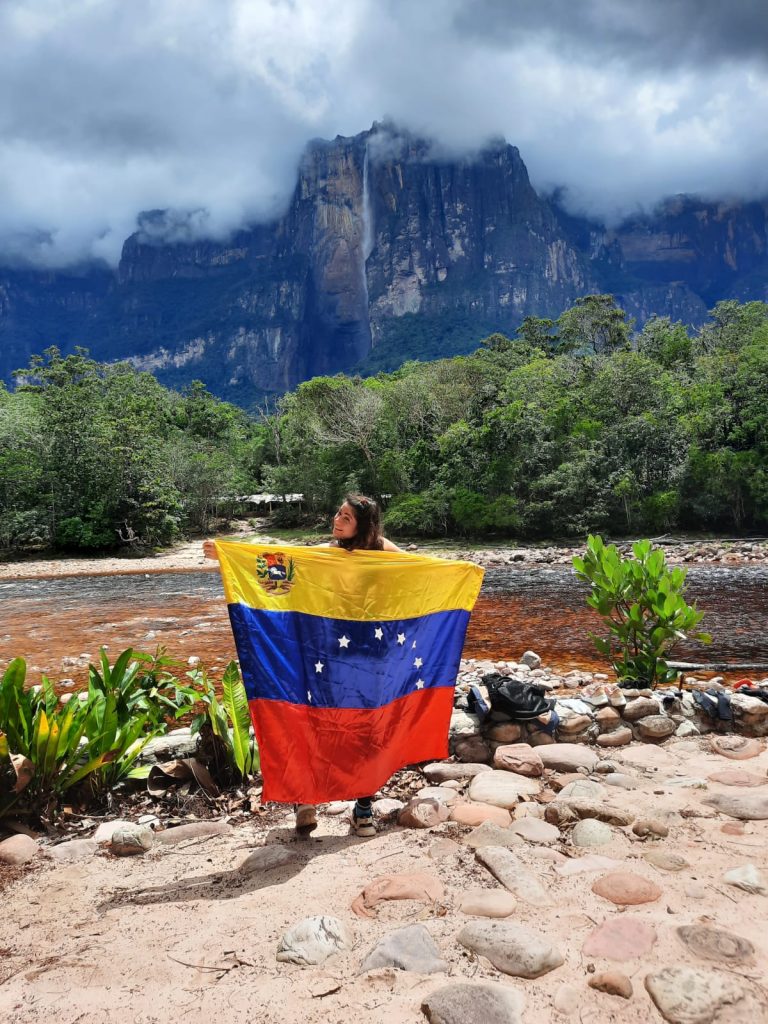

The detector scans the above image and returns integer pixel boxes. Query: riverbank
[1,532,766,580]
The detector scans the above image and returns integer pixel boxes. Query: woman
[204,493,402,838]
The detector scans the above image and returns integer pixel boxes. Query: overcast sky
[2,0,767,268]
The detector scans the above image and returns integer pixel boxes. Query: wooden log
[668,661,768,672]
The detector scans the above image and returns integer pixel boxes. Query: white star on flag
[412,640,417,649]
[414,657,423,668]
[314,661,324,673]
[397,633,406,645]
[307,691,313,702]
[338,635,350,648]
[374,627,384,640]
[415,679,425,689]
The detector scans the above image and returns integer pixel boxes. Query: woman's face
[332,501,358,541]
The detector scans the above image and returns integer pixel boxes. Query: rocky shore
[2,657,767,1023]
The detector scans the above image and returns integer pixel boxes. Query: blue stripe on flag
[227,604,469,709]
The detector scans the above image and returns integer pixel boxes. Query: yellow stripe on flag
[215,541,484,620]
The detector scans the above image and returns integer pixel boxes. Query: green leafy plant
[0,660,122,817]
[87,646,198,728]
[191,662,259,781]
[573,535,712,688]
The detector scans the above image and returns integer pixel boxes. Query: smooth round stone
[596,727,633,747]
[277,916,353,966]
[645,967,751,1023]
[676,925,755,964]
[486,722,524,744]
[558,779,603,801]
[372,797,404,821]
[468,770,540,808]
[450,803,512,827]
[464,820,523,849]
[702,792,768,820]
[423,762,492,783]
[553,984,580,1016]
[707,769,767,787]
[592,871,662,905]
[588,971,633,999]
[454,737,493,764]
[571,818,613,848]
[632,819,669,838]
[492,743,544,777]
[536,744,599,773]
[429,838,461,860]
[398,798,450,829]
[642,849,690,872]
[421,982,525,1024]
[710,736,764,760]
[458,888,517,918]
[507,817,560,844]
[457,921,564,979]
[723,863,768,895]
[416,785,459,806]
[108,824,153,856]
[582,916,657,960]
[326,800,354,815]
[603,772,639,790]
[556,854,621,877]
[636,715,676,740]
[0,834,39,865]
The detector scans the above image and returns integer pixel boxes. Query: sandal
[294,803,317,836]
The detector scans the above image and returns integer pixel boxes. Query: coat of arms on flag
[214,541,484,804]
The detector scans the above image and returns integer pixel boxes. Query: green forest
[1,295,767,553]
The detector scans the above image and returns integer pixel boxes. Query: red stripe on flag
[249,687,454,804]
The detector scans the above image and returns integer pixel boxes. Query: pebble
[486,723,524,743]
[507,818,559,844]
[108,824,153,856]
[94,819,136,842]
[645,967,753,1023]
[47,838,99,863]
[553,984,580,1016]
[520,650,541,669]
[642,850,689,872]
[238,845,297,875]
[0,834,39,865]
[723,863,768,895]
[371,797,404,821]
[463,821,524,849]
[571,819,613,847]
[416,786,459,806]
[458,889,517,918]
[676,924,755,964]
[154,821,231,845]
[421,981,525,1024]
[449,803,512,827]
[710,736,764,760]
[276,916,353,966]
[632,819,669,838]
[429,838,461,860]
[536,744,599,773]
[596,727,633,747]
[582,917,657,959]
[556,854,622,876]
[591,871,662,905]
[492,743,544,777]
[398,798,451,828]
[588,971,633,999]
[603,772,639,790]
[457,920,564,978]
[702,792,768,819]
[423,762,492,783]
[325,800,354,815]
[360,923,447,974]
[558,779,603,801]
[468,770,541,808]
[475,847,551,905]
[707,769,767,787]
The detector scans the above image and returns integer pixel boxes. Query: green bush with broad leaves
[0,647,201,819]
[190,661,260,782]
[573,535,712,688]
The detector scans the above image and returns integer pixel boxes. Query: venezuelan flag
[215,541,484,803]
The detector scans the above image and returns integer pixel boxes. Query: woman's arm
[202,539,218,560]
[381,537,403,552]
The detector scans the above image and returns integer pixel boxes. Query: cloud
[1,0,767,267]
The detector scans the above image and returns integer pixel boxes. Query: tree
[557,295,633,354]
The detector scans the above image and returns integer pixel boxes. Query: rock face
[4,124,767,401]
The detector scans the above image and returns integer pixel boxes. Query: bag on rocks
[483,674,552,722]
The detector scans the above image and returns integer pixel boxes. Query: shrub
[190,662,259,783]
[573,535,711,688]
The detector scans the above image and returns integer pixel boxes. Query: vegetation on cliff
[1,296,767,553]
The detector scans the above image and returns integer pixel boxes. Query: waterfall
[361,143,374,263]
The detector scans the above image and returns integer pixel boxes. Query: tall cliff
[1,124,767,404]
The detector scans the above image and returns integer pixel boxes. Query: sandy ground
[1,738,767,1024]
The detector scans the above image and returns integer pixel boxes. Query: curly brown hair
[336,493,384,551]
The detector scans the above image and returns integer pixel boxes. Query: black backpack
[483,673,552,722]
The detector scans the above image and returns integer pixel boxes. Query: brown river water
[2,565,768,688]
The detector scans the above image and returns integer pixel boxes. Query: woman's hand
[202,539,218,560]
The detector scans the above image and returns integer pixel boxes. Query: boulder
[536,744,598,773]
[457,921,564,978]
[468,770,540,808]
[492,743,544,777]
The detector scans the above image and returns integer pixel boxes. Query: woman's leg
[294,803,317,836]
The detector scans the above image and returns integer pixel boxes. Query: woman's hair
[336,493,384,551]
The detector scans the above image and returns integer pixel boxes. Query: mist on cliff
[1,0,767,268]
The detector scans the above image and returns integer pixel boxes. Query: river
[2,564,767,686]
